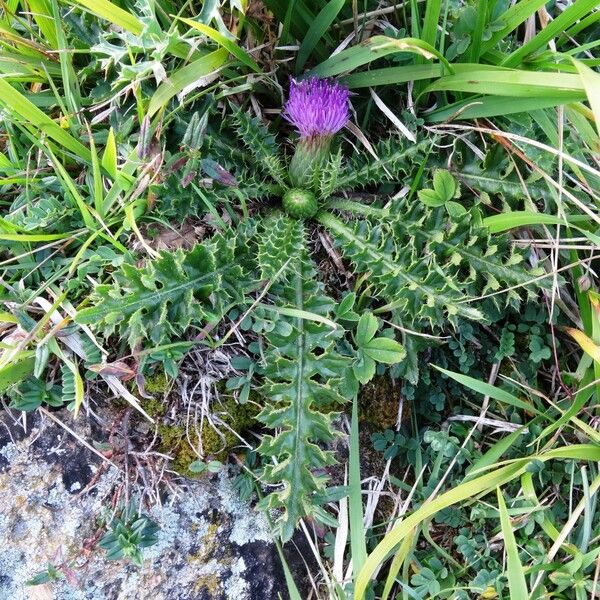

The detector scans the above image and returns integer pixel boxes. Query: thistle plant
[283,77,350,193]
[76,78,543,540]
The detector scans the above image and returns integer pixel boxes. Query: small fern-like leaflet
[256,216,353,541]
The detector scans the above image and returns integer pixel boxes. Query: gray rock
[0,410,307,600]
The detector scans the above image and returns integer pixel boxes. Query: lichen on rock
[0,409,301,599]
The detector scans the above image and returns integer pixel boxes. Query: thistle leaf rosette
[283,78,350,189]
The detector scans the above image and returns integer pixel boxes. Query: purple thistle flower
[284,77,350,139]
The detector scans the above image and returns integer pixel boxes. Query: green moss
[158,392,260,475]
[139,370,171,419]
[358,375,408,430]
[143,370,171,395]
[142,396,167,419]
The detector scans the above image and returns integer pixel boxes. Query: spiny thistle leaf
[335,137,430,191]
[453,155,556,204]
[256,219,354,540]
[320,203,546,330]
[76,245,223,348]
[387,201,547,302]
[231,104,288,186]
[75,224,257,350]
[319,147,343,199]
[319,210,485,327]
[258,214,304,280]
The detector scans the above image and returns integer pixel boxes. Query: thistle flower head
[284,77,350,139]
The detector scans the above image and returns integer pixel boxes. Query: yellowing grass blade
[564,327,600,363]
[62,357,84,417]
[354,444,600,600]
[572,57,600,141]
[101,127,117,179]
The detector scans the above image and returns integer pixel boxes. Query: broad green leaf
[418,188,445,207]
[363,337,406,364]
[356,312,378,346]
[353,354,376,384]
[433,170,456,201]
[446,201,467,219]
[337,292,357,317]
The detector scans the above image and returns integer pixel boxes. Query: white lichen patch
[0,422,283,600]
[216,470,271,545]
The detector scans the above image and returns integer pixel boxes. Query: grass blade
[296,0,345,73]
[176,17,260,73]
[27,0,58,48]
[426,95,584,121]
[354,444,600,600]
[423,69,586,99]
[572,57,600,139]
[497,487,529,598]
[354,460,528,600]
[479,0,547,55]
[147,48,228,117]
[502,0,600,68]
[0,78,90,159]
[71,0,143,35]
[349,394,367,579]
[433,366,541,414]
[314,35,454,79]
[0,354,35,393]
[483,211,572,233]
